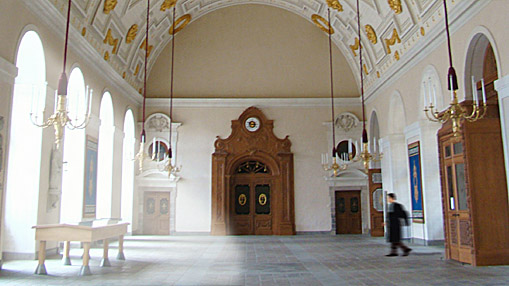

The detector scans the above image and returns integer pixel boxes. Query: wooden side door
[442,140,472,264]
[368,169,384,237]
[143,192,170,235]
[335,191,362,234]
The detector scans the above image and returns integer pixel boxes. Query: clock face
[245,117,260,132]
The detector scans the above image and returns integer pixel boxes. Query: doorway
[335,191,362,234]
[143,192,170,235]
[231,167,273,235]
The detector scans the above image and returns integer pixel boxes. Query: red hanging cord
[141,0,150,143]
[57,0,72,96]
[168,6,176,159]
[357,0,368,144]
[327,8,337,158]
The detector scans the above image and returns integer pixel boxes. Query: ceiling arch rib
[43,0,474,98]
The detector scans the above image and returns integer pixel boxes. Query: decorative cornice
[146,97,361,108]
[0,56,17,85]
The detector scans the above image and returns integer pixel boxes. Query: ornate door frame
[211,107,295,235]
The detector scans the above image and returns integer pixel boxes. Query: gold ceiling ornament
[385,28,400,54]
[377,71,380,78]
[350,37,360,56]
[420,26,426,36]
[160,0,177,11]
[387,0,402,14]
[122,71,126,78]
[103,28,119,54]
[169,14,191,35]
[394,50,400,61]
[104,51,110,61]
[365,25,377,44]
[103,0,118,14]
[363,64,368,75]
[126,24,138,44]
[134,64,140,76]
[424,0,487,138]
[311,14,334,34]
[81,27,86,36]
[139,38,153,57]
[326,0,343,12]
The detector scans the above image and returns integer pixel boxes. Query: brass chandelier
[348,0,381,172]
[31,0,91,149]
[423,0,487,137]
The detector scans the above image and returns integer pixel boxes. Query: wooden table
[32,223,129,276]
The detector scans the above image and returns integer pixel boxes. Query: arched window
[60,67,86,223]
[121,109,135,231]
[96,92,114,219]
[4,30,46,253]
[369,111,380,169]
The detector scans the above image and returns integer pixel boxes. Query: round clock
[245,117,260,132]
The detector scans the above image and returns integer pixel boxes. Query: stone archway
[211,107,295,235]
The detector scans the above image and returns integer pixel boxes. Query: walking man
[385,193,412,256]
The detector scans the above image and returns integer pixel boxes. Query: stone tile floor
[1,234,508,285]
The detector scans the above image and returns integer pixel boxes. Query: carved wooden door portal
[211,107,295,235]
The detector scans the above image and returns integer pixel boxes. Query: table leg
[116,235,125,260]
[79,242,92,276]
[100,239,111,267]
[63,241,71,265]
[35,241,47,275]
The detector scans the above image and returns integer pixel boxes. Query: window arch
[96,91,114,219]
[4,30,46,253]
[60,67,86,223]
[369,110,380,169]
[121,109,135,231]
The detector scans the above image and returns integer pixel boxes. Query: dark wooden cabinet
[368,169,384,237]
[438,116,509,266]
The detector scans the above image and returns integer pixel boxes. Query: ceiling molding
[365,0,490,103]
[147,97,361,108]
[21,0,142,104]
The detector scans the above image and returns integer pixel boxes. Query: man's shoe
[385,253,398,257]
[402,248,412,256]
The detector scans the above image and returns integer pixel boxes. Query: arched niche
[369,110,381,168]
[211,107,295,235]
[421,65,445,115]
[387,91,407,135]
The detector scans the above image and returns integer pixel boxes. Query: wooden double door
[335,191,362,234]
[143,192,170,235]
[230,176,273,235]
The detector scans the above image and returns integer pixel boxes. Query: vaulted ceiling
[24,0,482,101]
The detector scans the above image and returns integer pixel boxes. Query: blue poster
[408,142,424,223]
[84,136,98,218]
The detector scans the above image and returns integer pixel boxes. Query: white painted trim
[495,74,509,197]
[0,57,17,85]
[147,97,361,108]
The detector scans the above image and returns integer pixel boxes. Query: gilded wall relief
[161,0,177,11]
[350,38,360,56]
[311,14,334,35]
[140,38,154,57]
[365,25,377,44]
[126,24,138,44]
[385,28,401,54]
[104,28,119,54]
[326,0,343,12]
[169,14,192,35]
[103,0,118,14]
[388,0,402,14]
